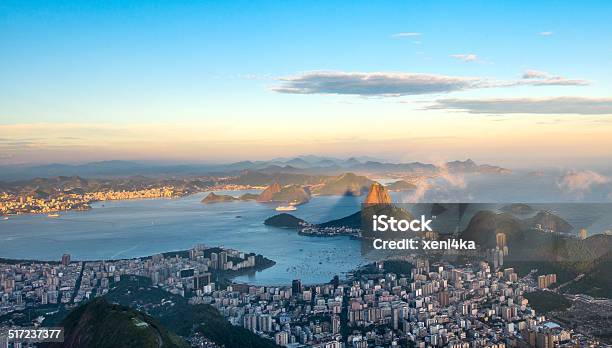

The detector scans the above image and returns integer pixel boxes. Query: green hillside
[48,297,188,348]
[105,276,279,348]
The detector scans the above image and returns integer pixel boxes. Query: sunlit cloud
[558,170,610,196]
[426,97,612,115]
[450,54,479,62]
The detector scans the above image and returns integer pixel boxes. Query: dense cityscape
[1,242,609,347]
[0,187,184,216]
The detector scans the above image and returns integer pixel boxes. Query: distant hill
[445,159,511,174]
[385,180,417,192]
[269,184,310,204]
[47,297,188,348]
[0,157,510,181]
[311,173,373,196]
[230,171,324,187]
[1,175,214,197]
[500,203,535,215]
[238,193,259,201]
[257,183,310,204]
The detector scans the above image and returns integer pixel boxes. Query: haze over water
[1,174,611,285]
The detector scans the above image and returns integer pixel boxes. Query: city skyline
[2,1,612,167]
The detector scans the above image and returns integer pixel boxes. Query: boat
[2,217,8,220]
[47,213,60,218]
[275,205,297,211]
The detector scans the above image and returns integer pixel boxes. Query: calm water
[0,190,367,285]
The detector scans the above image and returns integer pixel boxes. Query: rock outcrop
[257,182,282,202]
[364,182,392,204]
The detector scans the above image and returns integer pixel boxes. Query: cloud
[272,70,588,97]
[392,32,422,37]
[272,71,481,96]
[426,97,612,115]
[516,70,589,86]
[522,70,550,79]
[558,170,610,196]
[450,54,478,62]
[539,31,554,36]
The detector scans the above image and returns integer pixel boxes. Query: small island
[264,213,306,229]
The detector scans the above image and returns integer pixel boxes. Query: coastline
[0,247,275,271]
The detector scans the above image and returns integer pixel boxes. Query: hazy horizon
[2,1,612,168]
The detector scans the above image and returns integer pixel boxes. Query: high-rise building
[243,314,257,332]
[538,273,557,288]
[579,228,588,240]
[258,314,273,332]
[538,275,547,288]
[210,253,218,269]
[438,291,450,307]
[61,253,71,266]
[496,232,507,248]
[194,273,211,290]
[332,315,341,335]
[275,331,289,346]
[292,279,302,294]
[302,290,312,302]
[219,251,228,270]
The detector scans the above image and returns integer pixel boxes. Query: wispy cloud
[272,70,589,97]
[450,54,479,62]
[272,71,481,96]
[426,97,612,115]
[392,32,422,37]
[539,31,554,36]
[515,70,589,86]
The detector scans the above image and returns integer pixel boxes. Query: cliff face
[257,182,281,202]
[364,182,392,204]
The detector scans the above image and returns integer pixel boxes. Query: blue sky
[1,1,612,166]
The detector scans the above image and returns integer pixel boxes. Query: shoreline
[0,247,275,268]
[0,186,266,217]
